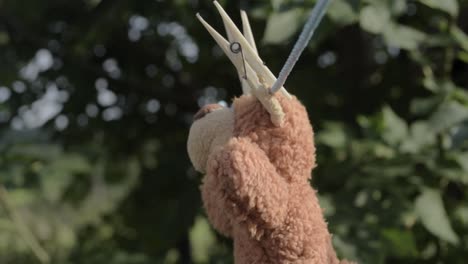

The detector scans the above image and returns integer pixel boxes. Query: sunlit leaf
[381,106,408,145]
[328,0,357,26]
[189,216,217,262]
[415,188,459,244]
[451,26,468,52]
[410,96,442,116]
[271,0,285,11]
[458,51,468,63]
[263,8,302,44]
[418,0,459,17]
[454,152,468,172]
[332,236,359,262]
[391,0,407,16]
[455,206,468,225]
[8,189,36,206]
[55,224,76,249]
[40,154,91,202]
[429,101,468,133]
[383,24,427,50]
[382,229,418,257]
[401,122,435,153]
[452,121,468,148]
[359,4,390,34]
[317,122,347,148]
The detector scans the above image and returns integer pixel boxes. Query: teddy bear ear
[193,104,224,121]
[197,1,290,126]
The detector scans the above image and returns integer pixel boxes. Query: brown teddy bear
[187,2,352,263]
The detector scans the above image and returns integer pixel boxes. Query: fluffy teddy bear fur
[198,94,351,263]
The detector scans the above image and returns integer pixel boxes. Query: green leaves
[451,26,468,52]
[189,216,217,263]
[401,122,434,153]
[417,0,459,17]
[381,106,408,146]
[0,138,142,262]
[383,24,427,50]
[263,8,303,44]
[428,101,468,133]
[40,154,91,202]
[357,106,408,146]
[382,229,418,257]
[360,4,390,34]
[328,0,358,26]
[451,26,468,62]
[317,122,348,148]
[415,189,459,245]
[0,31,10,46]
[359,2,427,50]
[319,91,467,261]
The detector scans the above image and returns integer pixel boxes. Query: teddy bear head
[187,93,316,183]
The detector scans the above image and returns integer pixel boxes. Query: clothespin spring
[229,42,248,80]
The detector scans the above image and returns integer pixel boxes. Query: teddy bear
[188,93,353,263]
[187,2,352,263]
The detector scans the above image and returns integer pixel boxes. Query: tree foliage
[0,0,467,263]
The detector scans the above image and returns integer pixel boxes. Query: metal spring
[229,41,248,80]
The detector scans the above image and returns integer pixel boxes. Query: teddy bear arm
[214,138,289,229]
[201,170,233,237]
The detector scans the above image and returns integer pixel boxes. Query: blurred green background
[0,0,467,263]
